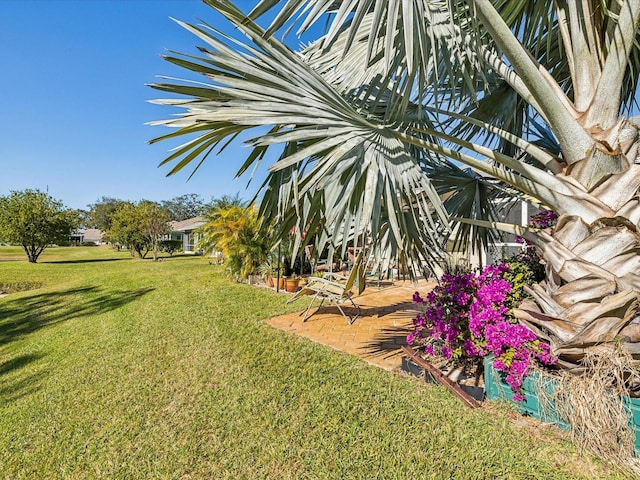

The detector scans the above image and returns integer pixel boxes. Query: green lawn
[0,246,627,479]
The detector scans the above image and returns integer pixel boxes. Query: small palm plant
[197,203,270,280]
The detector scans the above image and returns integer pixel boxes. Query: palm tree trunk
[514,211,640,376]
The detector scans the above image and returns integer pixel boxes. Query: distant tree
[161,194,206,221]
[108,201,171,261]
[87,197,127,231]
[138,201,171,261]
[75,209,92,228]
[205,193,245,213]
[108,202,146,258]
[0,189,79,263]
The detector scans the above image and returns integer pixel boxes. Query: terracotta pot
[285,278,300,293]
[265,275,275,288]
[277,277,286,290]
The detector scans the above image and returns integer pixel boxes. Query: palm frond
[428,164,508,257]
[150,1,449,274]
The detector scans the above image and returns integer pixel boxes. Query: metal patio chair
[286,251,366,324]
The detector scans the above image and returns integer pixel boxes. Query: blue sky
[0,0,293,210]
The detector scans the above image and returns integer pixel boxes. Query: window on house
[186,233,195,252]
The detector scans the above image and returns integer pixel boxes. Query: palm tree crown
[150,0,640,372]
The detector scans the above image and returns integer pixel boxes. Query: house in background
[439,198,541,272]
[484,200,541,265]
[461,199,541,269]
[167,216,206,254]
[69,228,104,245]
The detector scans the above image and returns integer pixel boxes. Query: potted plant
[259,261,276,288]
[285,274,300,293]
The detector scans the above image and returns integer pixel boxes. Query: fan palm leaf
[150,2,450,272]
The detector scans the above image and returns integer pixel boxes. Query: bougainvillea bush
[407,211,559,400]
[408,264,556,400]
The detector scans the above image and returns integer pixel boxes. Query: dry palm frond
[535,346,640,475]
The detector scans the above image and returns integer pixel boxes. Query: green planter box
[623,396,640,453]
[484,357,640,453]
[483,356,566,428]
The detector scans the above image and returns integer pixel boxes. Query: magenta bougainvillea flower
[407,259,556,400]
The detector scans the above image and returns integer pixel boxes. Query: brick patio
[266,278,437,370]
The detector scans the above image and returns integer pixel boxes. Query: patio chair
[286,251,366,324]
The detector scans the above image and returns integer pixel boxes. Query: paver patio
[266,278,437,370]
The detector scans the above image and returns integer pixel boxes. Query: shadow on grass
[0,286,154,345]
[0,353,46,403]
[43,257,131,264]
[47,254,206,265]
[0,353,42,376]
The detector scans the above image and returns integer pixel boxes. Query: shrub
[408,262,556,400]
[409,210,561,399]
[160,240,182,256]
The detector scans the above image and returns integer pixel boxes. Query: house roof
[169,216,206,232]
[83,229,103,241]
